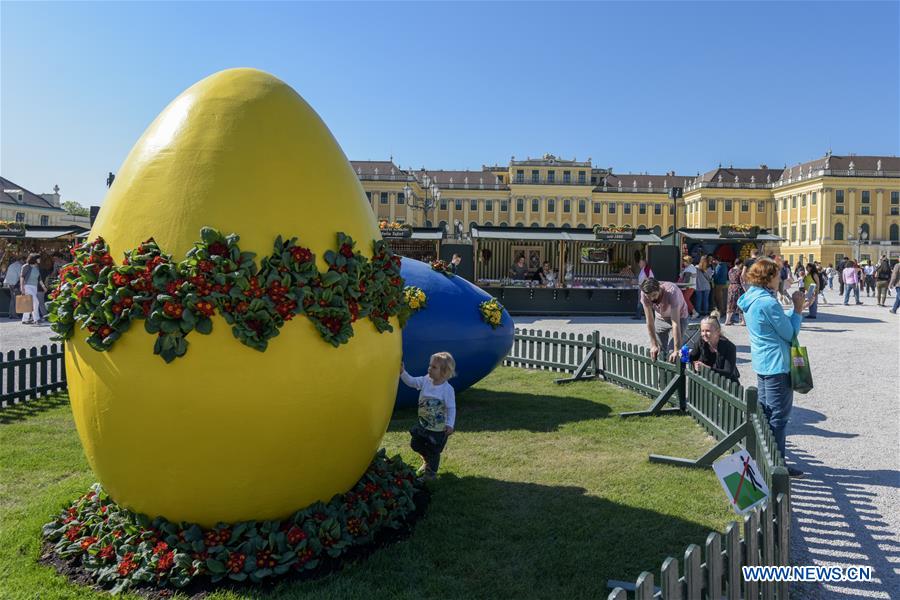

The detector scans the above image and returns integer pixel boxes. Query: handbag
[790,336,813,394]
[15,294,34,313]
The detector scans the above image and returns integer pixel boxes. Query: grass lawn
[1,367,739,599]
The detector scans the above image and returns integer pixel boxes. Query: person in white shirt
[680,256,699,318]
[632,258,655,320]
[863,262,876,297]
[400,352,457,481]
[3,255,23,319]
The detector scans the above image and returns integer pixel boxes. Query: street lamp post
[669,186,684,278]
[404,173,441,228]
[852,226,869,263]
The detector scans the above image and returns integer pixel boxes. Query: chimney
[759,164,768,170]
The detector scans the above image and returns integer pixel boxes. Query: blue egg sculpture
[396,258,514,408]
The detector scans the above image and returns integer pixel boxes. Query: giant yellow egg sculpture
[66,68,401,526]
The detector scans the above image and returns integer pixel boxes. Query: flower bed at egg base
[39,450,429,597]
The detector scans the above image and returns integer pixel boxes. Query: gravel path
[515,292,900,599]
[3,291,898,597]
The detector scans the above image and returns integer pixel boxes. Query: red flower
[80,536,98,550]
[198,259,214,272]
[156,550,175,572]
[290,246,312,263]
[122,297,134,308]
[98,325,113,339]
[162,302,184,319]
[340,244,354,259]
[98,545,115,561]
[287,526,306,545]
[208,241,228,257]
[194,301,215,317]
[390,277,402,286]
[111,272,130,287]
[153,541,169,555]
[117,552,138,576]
[77,286,93,301]
[111,303,123,315]
[225,552,245,574]
[256,550,277,569]
[296,548,314,566]
[203,531,219,547]
[217,528,232,544]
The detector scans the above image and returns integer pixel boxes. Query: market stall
[379,224,443,263]
[1,224,88,317]
[470,225,663,316]
[669,226,783,266]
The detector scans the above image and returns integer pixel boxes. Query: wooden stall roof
[670,228,784,242]
[21,226,88,240]
[470,226,663,244]
[408,227,444,241]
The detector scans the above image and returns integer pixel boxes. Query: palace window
[654,204,661,215]
[397,192,405,205]
[835,205,844,215]
[834,222,844,240]
[860,223,870,238]
[801,194,806,207]
[455,199,463,211]
[486,199,493,211]
[669,204,675,215]
[812,192,817,204]
[811,223,817,241]
[531,170,540,183]
[365,191,372,203]
[16,212,25,222]
[380,192,388,204]
[757,201,765,212]
[591,175,597,184]
[861,205,870,215]
[791,196,797,209]
[892,206,899,216]
[790,225,797,241]
[564,199,572,213]
[563,171,571,183]
[532,198,539,212]
[835,190,844,203]
[862,191,870,203]
[639,203,647,215]
[578,171,586,184]
[609,202,617,214]
[516,170,524,183]
[724,199,733,212]
[892,191,899,205]
[470,199,478,211]
[40,215,49,226]
[801,224,807,241]
[578,199,586,213]
[624,204,632,215]
[741,200,749,212]
[548,199,556,212]
[501,200,508,212]
[890,224,899,241]
[593,202,601,214]
[547,171,555,183]
[440,198,448,210]
[708,198,716,211]
[781,198,787,210]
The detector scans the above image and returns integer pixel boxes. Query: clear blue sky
[2,1,898,206]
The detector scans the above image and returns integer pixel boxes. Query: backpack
[877,264,892,280]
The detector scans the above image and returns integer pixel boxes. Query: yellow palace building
[352,152,900,265]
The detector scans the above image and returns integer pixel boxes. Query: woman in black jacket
[689,310,740,382]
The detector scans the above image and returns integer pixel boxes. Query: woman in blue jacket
[737,258,805,476]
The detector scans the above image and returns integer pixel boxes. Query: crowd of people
[1,249,70,324]
[638,249,898,479]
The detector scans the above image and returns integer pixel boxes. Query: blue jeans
[843,283,860,304]
[893,287,900,312]
[695,289,710,315]
[808,296,817,317]
[757,373,793,458]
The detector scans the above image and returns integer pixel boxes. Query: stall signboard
[593,226,635,241]
[0,222,26,238]
[580,247,610,264]
[719,225,760,239]
[379,226,413,239]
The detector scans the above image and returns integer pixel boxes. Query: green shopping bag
[790,336,814,394]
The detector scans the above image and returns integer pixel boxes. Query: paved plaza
[2,294,898,598]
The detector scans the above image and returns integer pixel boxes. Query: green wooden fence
[0,343,67,409]
[505,328,792,599]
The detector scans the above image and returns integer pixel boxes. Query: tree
[62,200,90,217]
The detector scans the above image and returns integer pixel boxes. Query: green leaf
[195,317,212,335]
[229,572,248,581]
[206,558,226,574]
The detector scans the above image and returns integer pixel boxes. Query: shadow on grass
[0,393,69,424]
[389,386,611,433]
[408,474,721,597]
